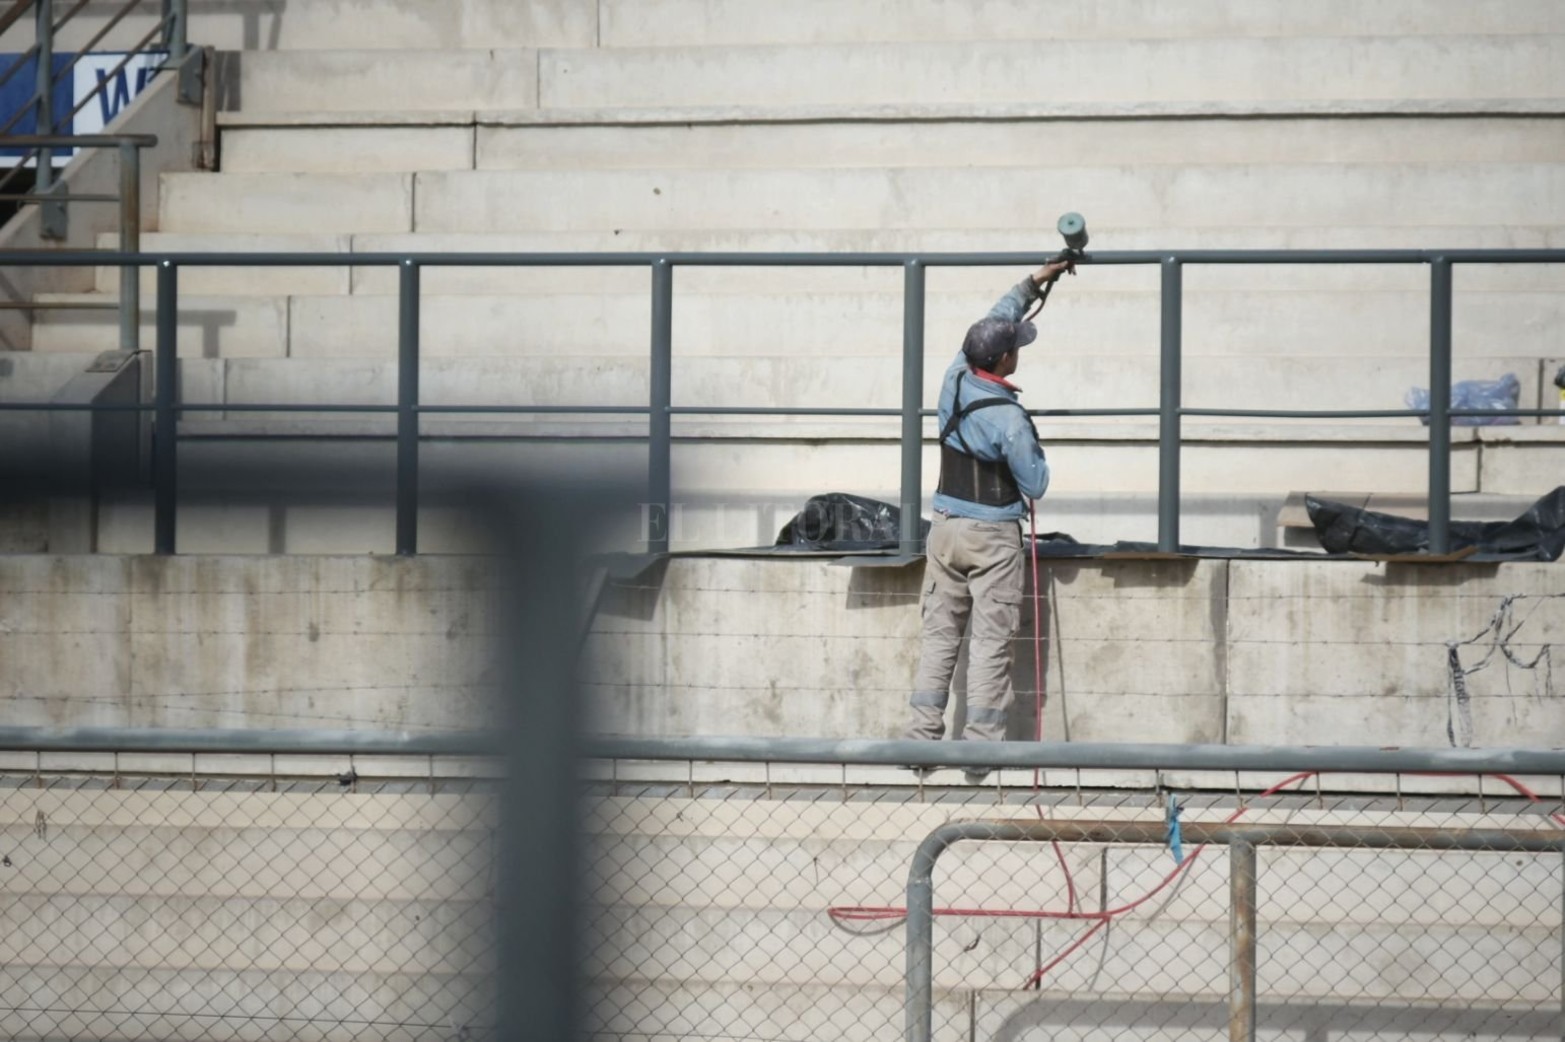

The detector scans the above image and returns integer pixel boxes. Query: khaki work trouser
[905,513,1024,743]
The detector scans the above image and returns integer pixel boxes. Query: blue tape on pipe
[1166,793,1183,864]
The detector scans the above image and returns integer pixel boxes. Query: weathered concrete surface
[410,164,1565,234]
[539,37,1565,110]
[9,0,596,51]
[221,126,476,174]
[159,173,413,234]
[228,50,538,113]
[0,556,493,730]
[474,115,1565,170]
[598,0,1565,46]
[581,556,1565,748]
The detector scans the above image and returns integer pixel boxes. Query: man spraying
[904,259,1075,779]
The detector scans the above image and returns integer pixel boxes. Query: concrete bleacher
[4,0,1564,555]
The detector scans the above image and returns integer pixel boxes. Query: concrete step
[33,294,289,357]
[163,353,1553,420]
[538,37,1565,111]
[216,116,1565,175]
[227,49,538,114]
[471,115,1565,172]
[341,227,1565,296]
[398,164,1565,235]
[160,164,1565,237]
[97,226,1565,299]
[597,0,1565,46]
[14,0,594,51]
[93,233,353,296]
[221,125,476,174]
[159,173,412,235]
[38,282,1565,373]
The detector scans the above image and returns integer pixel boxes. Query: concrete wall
[582,555,1565,750]
[0,555,493,730]
[4,553,1559,752]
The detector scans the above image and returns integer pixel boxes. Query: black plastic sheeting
[774,492,929,551]
[767,490,1565,562]
[1307,486,1565,562]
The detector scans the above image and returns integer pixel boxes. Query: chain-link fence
[0,759,498,1042]
[2,747,1562,1042]
[585,763,1565,1042]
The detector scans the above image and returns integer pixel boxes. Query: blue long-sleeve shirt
[930,279,1051,521]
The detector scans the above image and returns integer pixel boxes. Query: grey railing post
[1427,258,1453,555]
[900,259,926,555]
[161,0,188,65]
[1157,257,1183,552]
[1230,840,1258,1042]
[904,823,944,1042]
[395,259,420,555]
[153,260,178,554]
[34,0,66,239]
[647,259,673,554]
[118,141,141,352]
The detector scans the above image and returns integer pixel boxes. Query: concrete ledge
[217,98,1565,129]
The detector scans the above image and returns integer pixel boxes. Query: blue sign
[2,51,168,165]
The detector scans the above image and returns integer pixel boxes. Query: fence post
[1157,257,1183,552]
[395,259,420,556]
[647,259,673,554]
[153,260,178,554]
[900,260,926,556]
[34,0,66,239]
[1427,258,1453,555]
[118,142,141,352]
[1230,839,1258,1042]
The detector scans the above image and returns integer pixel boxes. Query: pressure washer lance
[1024,211,1088,322]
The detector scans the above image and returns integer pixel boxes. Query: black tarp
[774,493,929,551]
[1307,486,1565,562]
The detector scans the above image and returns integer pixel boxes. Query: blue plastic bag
[1405,372,1521,426]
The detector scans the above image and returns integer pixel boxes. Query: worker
[904,260,1074,781]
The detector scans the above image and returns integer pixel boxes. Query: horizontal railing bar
[3,249,1565,269]
[932,820,1565,854]
[3,400,1554,421]
[1,133,159,147]
[2,729,1563,775]
[0,726,496,756]
[0,192,119,202]
[0,299,118,310]
[589,736,1565,774]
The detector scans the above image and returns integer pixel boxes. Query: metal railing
[1,247,1563,558]
[0,133,153,350]
[0,0,188,239]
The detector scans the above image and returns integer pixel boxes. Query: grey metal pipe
[395,260,420,555]
[33,0,62,239]
[1157,258,1182,553]
[0,725,497,756]
[904,819,1564,1042]
[648,259,673,554]
[7,248,1565,269]
[1427,259,1453,555]
[587,735,1565,776]
[1230,840,1257,1042]
[153,260,177,554]
[901,260,926,555]
[161,0,187,65]
[118,140,140,352]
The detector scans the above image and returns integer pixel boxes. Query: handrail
[2,136,156,351]
[0,246,1562,558]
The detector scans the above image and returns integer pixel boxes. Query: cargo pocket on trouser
[964,584,1022,741]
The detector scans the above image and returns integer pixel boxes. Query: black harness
[935,374,1038,507]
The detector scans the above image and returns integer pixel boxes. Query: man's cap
[962,317,1037,367]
